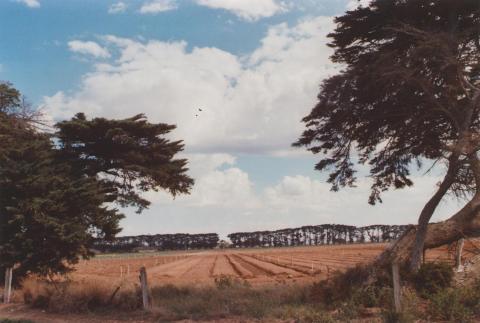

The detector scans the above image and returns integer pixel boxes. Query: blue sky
[0,0,461,238]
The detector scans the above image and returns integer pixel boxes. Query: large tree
[0,82,193,279]
[294,0,480,270]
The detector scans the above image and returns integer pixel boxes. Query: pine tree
[294,0,480,270]
[0,82,193,280]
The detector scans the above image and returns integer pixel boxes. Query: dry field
[71,241,480,287]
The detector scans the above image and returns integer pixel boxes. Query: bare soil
[2,241,478,322]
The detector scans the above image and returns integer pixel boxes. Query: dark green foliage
[0,130,122,279]
[0,82,193,280]
[294,0,480,203]
[55,112,193,213]
[413,262,453,296]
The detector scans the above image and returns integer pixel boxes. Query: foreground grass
[150,278,333,322]
[18,263,480,322]
[21,276,336,322]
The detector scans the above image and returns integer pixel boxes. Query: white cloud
[14,0,40,8]
[195,0,287,21]
[45,16,337,155]
[346,0,372,10]
[121,161,462,237]
[67,40,111,59]
[108,1,127,14]
[139,0,177,14]
[144,153,260,209]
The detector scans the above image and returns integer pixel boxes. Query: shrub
[351,284,380,308]
[335,299,361,321]
[427,288,473,322]
[413,262,453,296]
[214,275,246,290]
[379,288,420,323]
[310,264,371,306]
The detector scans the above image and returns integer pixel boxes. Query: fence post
[3,267,13,304]
[139,266,151,310]
[455,238,465,271]
[392,262,401,313]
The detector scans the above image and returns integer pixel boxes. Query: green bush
[413,262,453,296]
[427,288,473,322]
[310,264,371,306]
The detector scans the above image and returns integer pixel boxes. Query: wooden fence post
[455,238,465,271]
[139,266,151,310]
[3,267,13,304]
[392,262,401,313]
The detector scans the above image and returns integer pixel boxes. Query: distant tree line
[93,224,409,252]
[227,224,409,248]
[93,233,219,252]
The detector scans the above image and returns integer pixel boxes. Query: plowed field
[72,241,479,287]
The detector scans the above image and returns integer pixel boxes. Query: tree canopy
[294,0,480,269]
[56,113,193,213]
[0,82,193,279]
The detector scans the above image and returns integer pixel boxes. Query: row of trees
[228,224,408,248]
[93,233,219,252]
[92,224,409,252]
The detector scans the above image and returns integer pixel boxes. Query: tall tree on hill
[294,0,480,271]
[0,82,194,280]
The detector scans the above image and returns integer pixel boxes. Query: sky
[0,0,464,239]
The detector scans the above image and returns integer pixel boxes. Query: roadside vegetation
[14,262,480,322]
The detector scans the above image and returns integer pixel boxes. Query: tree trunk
[378,192,480,266]
[409,159,458,271]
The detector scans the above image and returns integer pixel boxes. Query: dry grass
[21,278,141,313]
[19,276,335,321]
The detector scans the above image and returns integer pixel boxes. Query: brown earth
[68,241,480,287]
[1,241,479,323]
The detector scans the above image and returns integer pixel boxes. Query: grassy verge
[150,276,332,322]
[18,263,480,322]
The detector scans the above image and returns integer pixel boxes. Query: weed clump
[22,279,141,313]
[310,264,371,306]
[412,262,453,296]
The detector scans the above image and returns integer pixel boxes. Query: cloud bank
[46,16,337,155]
[194,0,287,21]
